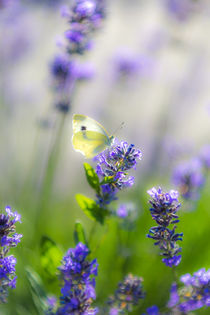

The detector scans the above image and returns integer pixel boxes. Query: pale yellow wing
[72,114,113,158]
[73,114,111,139]
[72,130,109,158]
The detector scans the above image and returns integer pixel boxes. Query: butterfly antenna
[112,122,125,137]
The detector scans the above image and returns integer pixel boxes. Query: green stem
[88,221,97,246]
[34,113,67,233]
[172,266,179,283]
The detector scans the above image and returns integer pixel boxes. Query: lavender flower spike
[167,268,210,313]
[0,206,22,303]
[95,140,142,207]
[108,274,145,314]
[147,187,183,267]
[172,158,205,200]
[49,242,98,314]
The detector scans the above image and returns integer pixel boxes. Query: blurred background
[0,0,210,314]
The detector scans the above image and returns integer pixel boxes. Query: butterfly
[72,114,114,158]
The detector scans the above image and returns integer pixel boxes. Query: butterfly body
[72,114,114,158]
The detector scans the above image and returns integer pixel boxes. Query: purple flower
[116,204,128,218]
[116,203,138,230]
[143,305,160,315]
[167,268,210,313]
[109,308,119,315]
[108,274,145,314]
[94,140,142,207]
[62,0,106,55]
[46,296,57,315]
[162,255,181,267]
[172,158,205,200]
[168,283,179,307]
[5,206,21,223]
[113,49,153,81]
[0,207,22,303]
[50,55,76,86]
[55,243,98,314]
[0,255,17,303]
[113,49,141,78]
[199,145,210,168]
[50,0,106,115]
[147,187,183,267]
[74,61,95,81]
[165,0,194,21]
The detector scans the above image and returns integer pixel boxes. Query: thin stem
[88,221,97,246]
[34,113,67,233]
[172,266,179,283]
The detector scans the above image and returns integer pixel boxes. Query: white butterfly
[72,114,114,158]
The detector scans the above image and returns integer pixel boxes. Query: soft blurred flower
[147,187,183,267]
[167,283,179,308]
[116,203,138,230]
[50,0,106,114]
[199,145,210,169]
[108,274,145,314]
[116,204,128,218]
[172,158,205,200]
[62,0,106,55]
[164,0,195,21]
[113,49,153,82]
[143,305,160,315]
[167,268,210,313]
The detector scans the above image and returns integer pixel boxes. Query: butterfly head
[109,135,115,145]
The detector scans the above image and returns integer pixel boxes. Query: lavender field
[0,0,209,314]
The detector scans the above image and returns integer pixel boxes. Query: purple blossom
[147,187,183,267]
[74,62,95,81]
[113,49,141,78]
[113,49,153,81]
[0,207,22,303]
[109,308,119,315]
[94,140,142,207]
[108,274,145,314]
[116,204,128,218]
[5,206,21,223]
[162,255,181,267]
[54,243,98,314]
[62,0,106,55]
[199,144,210,168]
[167,283,179,308]
[116,203,138,230]
[166,268,210,313]
[46,296,57,315]
[0,255,17,303]
[143,305,160,315]
[165,0,194,21]
[50,0,106,115]
[50,55,76,88]
[172,158,205,200]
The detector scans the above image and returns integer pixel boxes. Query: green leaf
[74,221,88,246]
[84,162,100,193]
[100,176,115,185]
[25,267,48,314]
[75,194,109,224]
[40,236,63,281]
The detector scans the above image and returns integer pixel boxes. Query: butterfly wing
[72,114,112,158]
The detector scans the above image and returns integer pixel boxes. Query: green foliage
[100,176,115,185]
[74,221,88,246]
[25,267,48,314]
[40,236,63,281]
[84,162,100,194]
[75,193,109,224]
